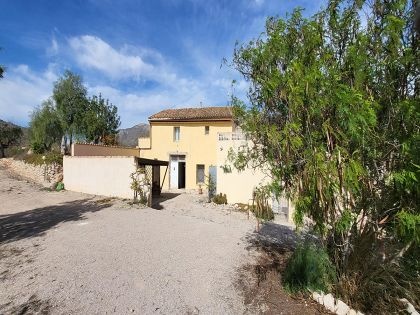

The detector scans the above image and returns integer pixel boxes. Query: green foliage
[84,94,120,144]
[55,182,64,191]
[28,70,121,152]
[29,99,63,153]
[53,70,89,142]
[252,187,274,221]
[205,174,216,202]
[396,210,420,244]
[21,151,63,166]
[5,146,26,158]
[0,121,23,158]
[232,0,418,266]
[284,242,336,293]
[213,193,227,204]
[231,0,419,309]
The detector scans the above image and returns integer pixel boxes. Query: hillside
[117,123,150,147]
[0,119,29,146]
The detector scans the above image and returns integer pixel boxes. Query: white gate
[170,156,179,189]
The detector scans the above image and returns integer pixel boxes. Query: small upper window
[173,127,180,141]
[205,126,209,135]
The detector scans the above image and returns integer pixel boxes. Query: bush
[31,141,46,154]
[284,242,336,293]
[213,193,227,204]
[56,182,64,191]
[335,241,420,313]
[20,151,63,166]
[5,146,25,158]
[252,187,274,221]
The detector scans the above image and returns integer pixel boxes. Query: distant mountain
[117,123,150,147]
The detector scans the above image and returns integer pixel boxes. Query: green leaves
[30,70,121,149]
[29,99,63,153]
[231,0,419,278]
[0,121,22,157]
[83,94,121,143]
[396,210,420,244]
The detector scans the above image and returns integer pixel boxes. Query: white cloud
[1,35,245,128]
[0,64,58,126]
[87,82,208,128]
[68,35,166,82]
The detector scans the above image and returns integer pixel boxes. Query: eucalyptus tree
[53,70,89,147]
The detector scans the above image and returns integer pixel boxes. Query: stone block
[335,299,350,315]
[312,291,324,304]
[323,293,335,313]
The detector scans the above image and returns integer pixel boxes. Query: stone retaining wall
[0,158,63,188]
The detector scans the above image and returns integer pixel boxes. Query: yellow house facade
[139,107,234,190]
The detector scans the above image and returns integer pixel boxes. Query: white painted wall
[216,133,294,223]
[63,156,137,199]
[217,135,269,205]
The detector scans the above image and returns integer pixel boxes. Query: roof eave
[149,117,233,122]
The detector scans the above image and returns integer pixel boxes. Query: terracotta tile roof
[149,106,233,121]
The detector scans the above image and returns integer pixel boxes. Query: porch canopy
[136,157,168,166]
[136,157,169,195]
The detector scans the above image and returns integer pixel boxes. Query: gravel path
[0,166,259,314]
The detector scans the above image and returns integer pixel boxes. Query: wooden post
[160,165,168,192]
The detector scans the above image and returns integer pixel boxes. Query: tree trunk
[61,135,67,154]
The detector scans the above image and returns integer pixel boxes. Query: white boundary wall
[217,133,294,223]
[217,134,269,205]
[63,156,137,199]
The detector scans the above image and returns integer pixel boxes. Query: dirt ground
[0,165,328,314]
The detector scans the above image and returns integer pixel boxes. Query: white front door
[170,156,178,189]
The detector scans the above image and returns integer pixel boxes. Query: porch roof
[137,157,169,166]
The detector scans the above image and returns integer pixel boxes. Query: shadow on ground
[0,294,50,315]
[151,193,181,210]
[0,199,111,244]
[245,222,298,252]
[236,223,328,314]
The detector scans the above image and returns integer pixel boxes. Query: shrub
[31,141,46,154]
[56,182,64,191]
[252,187,274,221]
[284,242,336,293]
[213,193,227,204]
[5,146,25,158]
[20,151,63,166]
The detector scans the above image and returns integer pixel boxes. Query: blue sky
[0,0,324,128]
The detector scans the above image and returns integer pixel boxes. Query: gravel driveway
[1,165,328,315]
[0,166,259,314]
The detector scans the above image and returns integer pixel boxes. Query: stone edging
[312,291,419,315]
[311,292,362,315]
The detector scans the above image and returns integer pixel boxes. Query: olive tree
[0,121,22,158]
